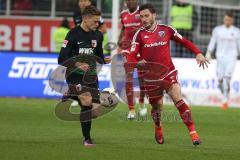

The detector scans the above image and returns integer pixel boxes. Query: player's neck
[80,23,90,32]
[225,25,232,28]
[147,22,157,31]
[129,7,137,13]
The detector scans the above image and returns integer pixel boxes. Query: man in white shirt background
[206,11,240,109]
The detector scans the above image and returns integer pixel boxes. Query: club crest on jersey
[91,40,97,48]
[159,31,165,37]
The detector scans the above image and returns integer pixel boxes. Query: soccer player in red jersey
[119,0,149,119]
[125,3,210,145]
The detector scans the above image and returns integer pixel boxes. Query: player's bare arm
[118,27,125,46]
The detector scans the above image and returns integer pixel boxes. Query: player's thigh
[88,82,100,104]
[225,59,236,78]
[167,83,182,104]
[216,60,226,80]
[145,84,163,105]
[67,74,99,106]
[66,73,83,102]
[81,75,100,105]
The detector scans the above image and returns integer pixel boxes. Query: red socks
[151,108,161,128]
[175,100,196,133]
[126,81,135,110]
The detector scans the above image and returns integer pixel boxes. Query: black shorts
[66,73,100,104]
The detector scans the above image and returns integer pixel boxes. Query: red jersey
[129,24,201,73]
[120,7,142,42]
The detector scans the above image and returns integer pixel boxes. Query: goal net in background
[167,0,240,58]
[135,0,240,106]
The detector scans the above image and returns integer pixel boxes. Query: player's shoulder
[134,27,145,35]
[94,30,103,37]
[120,9,128,16]
[157,24,171,28]
[132,27,145,41]
[213,25,224,31]
[157,24,177,32]
[64,26,79,39]
[68,26,80,34]
[231,25,240,32]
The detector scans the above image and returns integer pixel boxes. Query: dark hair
[78,0,92,4]
[224,11,233,18]
[60,18,70,29]
[139,3,156,14]
[82,5,101,17]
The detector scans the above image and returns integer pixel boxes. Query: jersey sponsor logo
[159,31,165,37]
[144,41,167,48]
[8,57,58,79]
[91,40,97,48]
[62,40,68,48]
[78,48,94,55]
[124,22,141,27]
[123,17,127,20]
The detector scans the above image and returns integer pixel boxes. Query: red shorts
[143,70,178,104]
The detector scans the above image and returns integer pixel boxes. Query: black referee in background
[58,5,106,147]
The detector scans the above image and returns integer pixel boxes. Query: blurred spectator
[12,0,32,11]
[97,17,110,57]
[73,0,92,26]
[101,0,112,17]
[53,18,70,53]
[56,0,76,14]
[0,0,6,13]
[170,0,196,58]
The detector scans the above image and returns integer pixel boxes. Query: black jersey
[58,26,105,75]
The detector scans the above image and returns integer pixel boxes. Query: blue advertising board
[0,52,111,99]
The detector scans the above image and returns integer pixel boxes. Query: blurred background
[1,0,240,55]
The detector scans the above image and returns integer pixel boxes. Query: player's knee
[80,97,92,106]
[168,91,181,104]
[218,79,223,84]
[78,93,92,106]
[149,96,162,105]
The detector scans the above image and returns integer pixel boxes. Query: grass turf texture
[0,98,240,160]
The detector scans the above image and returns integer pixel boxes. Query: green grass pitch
[0,98,240,160]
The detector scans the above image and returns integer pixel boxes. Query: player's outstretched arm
[196,53,210,69]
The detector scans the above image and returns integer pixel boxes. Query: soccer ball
[100,89,119,108]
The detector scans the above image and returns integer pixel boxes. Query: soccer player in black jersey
[58,5,106,147]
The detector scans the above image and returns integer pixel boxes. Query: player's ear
[82,15,87,22]
[82,15,90,22]
[152,13,156,19]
